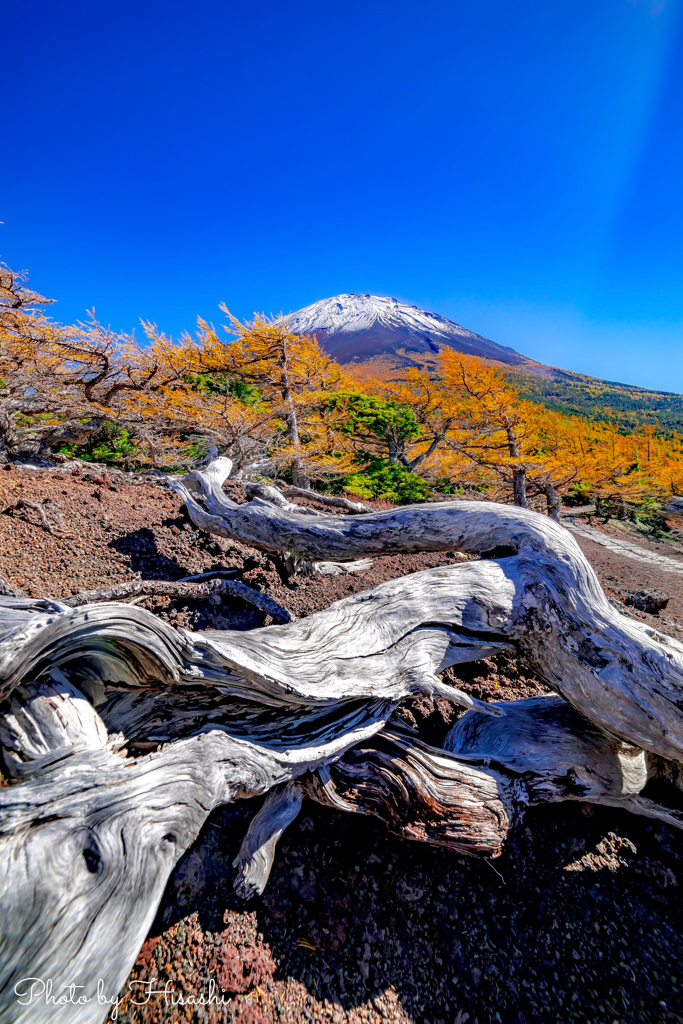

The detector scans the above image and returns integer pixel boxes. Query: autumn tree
[0,260,161,459]
[438,351,540,507]
[518,406,588,521]
[151,310,350,487]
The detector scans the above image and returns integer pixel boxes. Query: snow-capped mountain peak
[287,293,532,368]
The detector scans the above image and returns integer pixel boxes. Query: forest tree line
[511,369,683,433]
[2,258,683,525]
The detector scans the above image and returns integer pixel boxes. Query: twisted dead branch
[1,457,683,1022]
[62,576,294,623]
[280,485,370,513]
[2,498,64,537]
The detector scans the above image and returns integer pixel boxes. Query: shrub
[562,482,593,507]
[344,461,433,504]
[56,422,139,464]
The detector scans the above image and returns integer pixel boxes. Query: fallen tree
[1,458,683,1023]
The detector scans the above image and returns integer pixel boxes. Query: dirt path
[561,515,683,642]
[566,516,683,576]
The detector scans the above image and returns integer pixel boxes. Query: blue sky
[3,0,683,391]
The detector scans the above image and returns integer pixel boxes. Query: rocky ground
[1,465,682,1024]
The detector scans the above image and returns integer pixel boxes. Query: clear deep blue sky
[3,0,683,390]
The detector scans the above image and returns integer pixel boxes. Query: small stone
[623,589,669,615]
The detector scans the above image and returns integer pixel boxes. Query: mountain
[288,293,683,431]
[287,293,554,377]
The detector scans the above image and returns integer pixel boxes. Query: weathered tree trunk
[281,376,310,490]
[2,459,683,1022]
[512,466,527,508]
[545,480,561,523]
[170,460,683,758]
[299,703,682,861]
[0,684,291,1024]
[504,427,527,508]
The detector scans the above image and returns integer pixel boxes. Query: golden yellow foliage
[4,255,683,516]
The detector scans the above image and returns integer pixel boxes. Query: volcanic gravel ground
[114,800,683,1024]
[0,465,463,625]
[0,466,682,1024]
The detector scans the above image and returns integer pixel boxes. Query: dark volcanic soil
[1,466,682,1024]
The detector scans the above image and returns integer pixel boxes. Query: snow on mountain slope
[287,293,549,373]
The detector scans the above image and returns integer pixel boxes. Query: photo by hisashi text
[14,977,231,1018]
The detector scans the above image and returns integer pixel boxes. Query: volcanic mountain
[288,293,683,431]
[287,293,554,378]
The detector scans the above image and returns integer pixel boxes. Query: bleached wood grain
[2,458,683,1021]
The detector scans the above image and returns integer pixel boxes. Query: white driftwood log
[242,479,374,575]
[2,458,683,1022]
[172,457,683,760]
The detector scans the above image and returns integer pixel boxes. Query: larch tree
[439,350,538,507]
[372,367,458,470]
[520,406,589,522]
[164,310,350,488]
[0,260,163,460]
